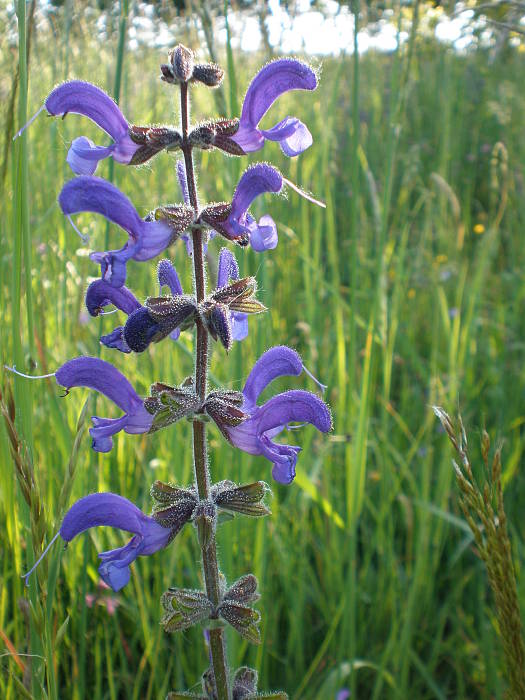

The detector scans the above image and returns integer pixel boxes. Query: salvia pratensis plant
[14,46,331,698]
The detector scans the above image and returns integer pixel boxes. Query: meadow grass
[2,4,525,698]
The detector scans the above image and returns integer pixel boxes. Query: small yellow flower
[473,223,485,235]
[408,288,416,300]
[435,254,448,265]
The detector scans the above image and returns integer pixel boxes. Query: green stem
[180,81,231,700]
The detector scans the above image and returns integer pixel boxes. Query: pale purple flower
[45,81,140,174]
[218,163,282,252]
[55,357,152,453]
[232,59,317,156]
[24,493,177,592]
[58,176,174,287]
[225,346,332,484]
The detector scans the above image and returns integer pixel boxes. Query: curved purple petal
[56,356,142,413]
[85,280,141,317]
[217,248,240,288]
[230,164,283,222]
[254,389,332,435]
[59,176,145,239]
[157,259,183,296]
[243,346,303,408]
[60,493,147,541]
[59,493,172,591]
[238,59,317,132]
[45,81,129,141]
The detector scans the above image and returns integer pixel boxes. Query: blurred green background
[2,1,525,698]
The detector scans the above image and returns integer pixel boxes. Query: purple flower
[216,248,248,340]
[85,258,187,352]
[24,494,178,592]
[55,357,152,453]
[217,164,283,252]
[85,279,141,352]
[58,176,174,287]
[45,81,140,175]
[232,59,317,156]
[225,346,332,484]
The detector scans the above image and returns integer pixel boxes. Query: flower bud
[232,666,258,700]
[144,381,201,432]
[188,119,245,156]
[169,44,194,83]
[128,125,182,165]
[223,574,260,605]
[200,301,233,351]
[213,481,271,518]
[192,62,224,87]
[192,500,217,550]
[161,587,212,633]
[218,601,261,645]
[150,481,197,530]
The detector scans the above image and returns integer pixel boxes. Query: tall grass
[2,4,525,698]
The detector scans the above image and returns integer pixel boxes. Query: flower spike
[232,58,317,156]
[55,357,153,453]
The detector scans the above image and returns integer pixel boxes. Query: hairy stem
[180,81,230,700]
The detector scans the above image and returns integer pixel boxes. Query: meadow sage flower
[56,357,152,452]
[224,346,332,484]
[207,163,282,251]
[232,58,317,156]
[45,81,141,174]
[58,176,189,287]
[24,493,188,592]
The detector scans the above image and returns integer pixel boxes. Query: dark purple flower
[45,81,140,175]
[219,164,283,252]
[232,59,317,156]
[85,279,141,352]
[56,357,152,452]
[24,493,177,592]
[225,346,332,484]
[58,176,174,287]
